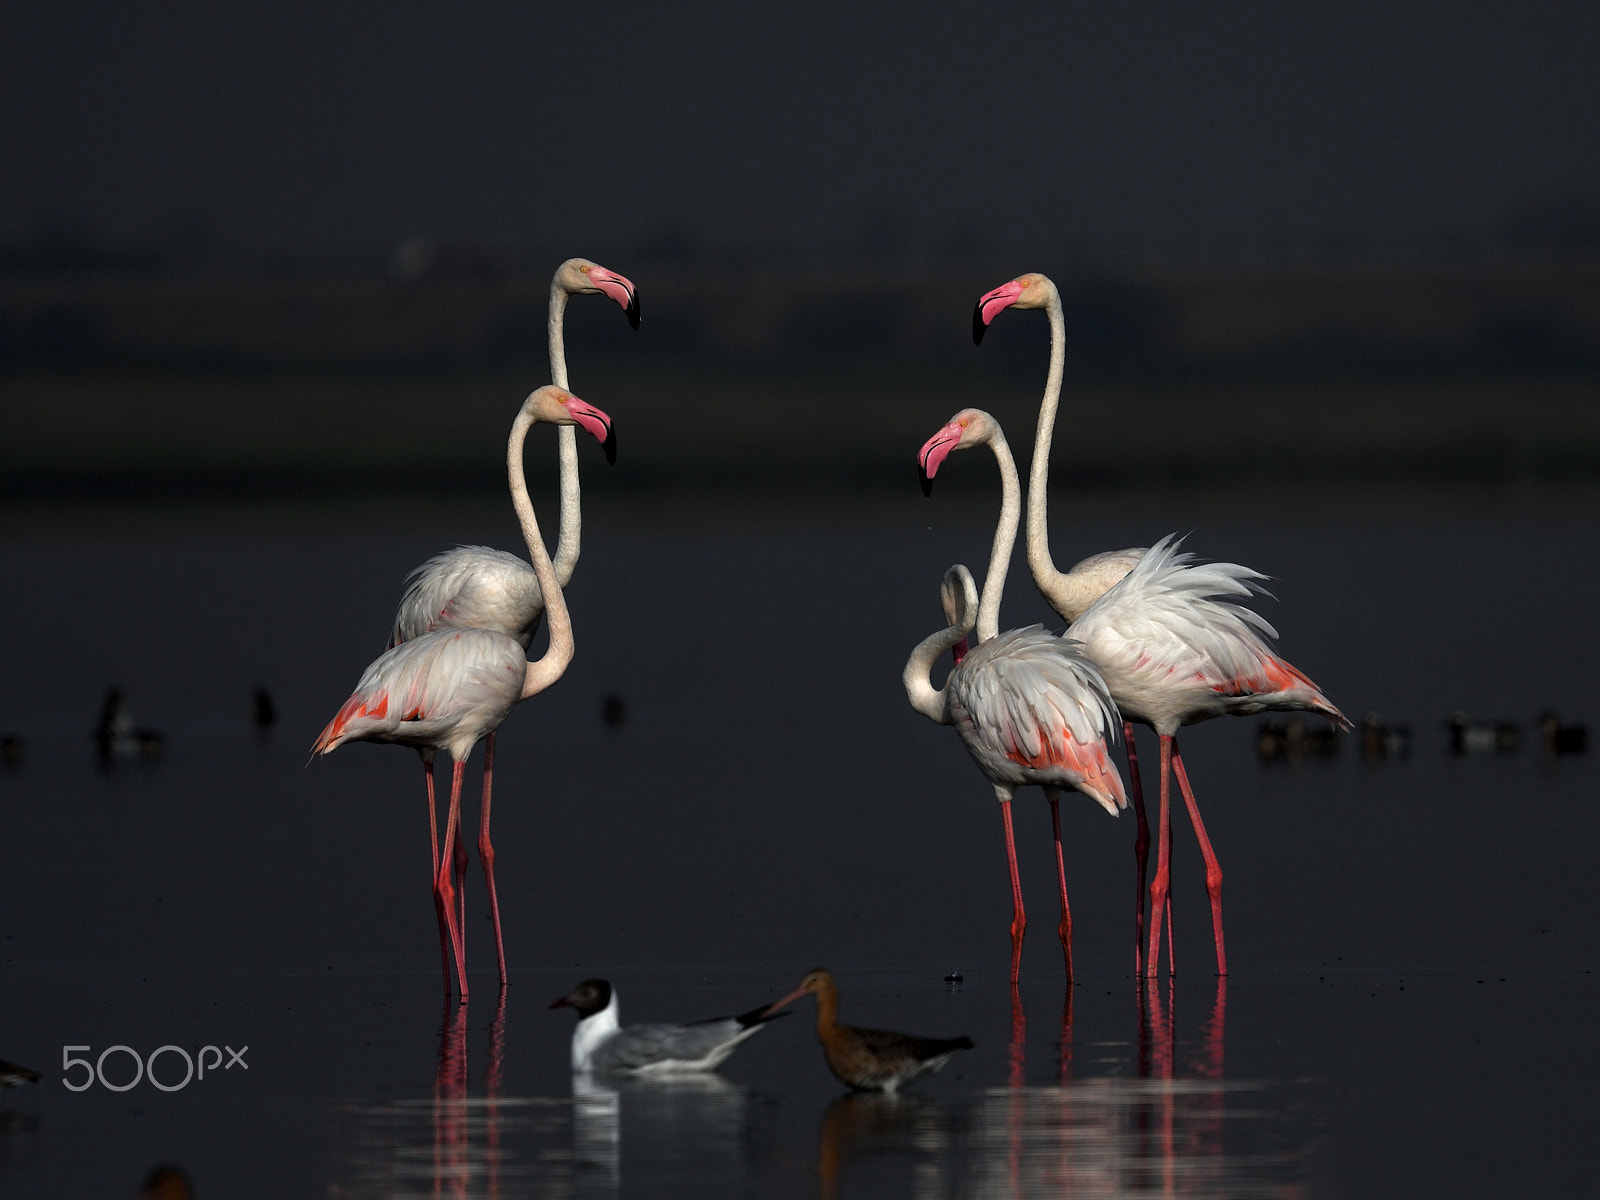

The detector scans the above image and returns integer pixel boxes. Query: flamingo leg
[453,743,473,966]
[1145,735,1175,979]
[1172,741,1226,976]
[436,760,470,1001]
[1046,789,1073,982]
[1125,720,1149,975]
[998,790,1026,984]
[421,751,451,991]
[479,732,508,986]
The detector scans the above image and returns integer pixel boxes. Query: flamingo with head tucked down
[909,407,1126,983]
[978,269,1348,977]
[388,258,635,966]
[313,385,612,999]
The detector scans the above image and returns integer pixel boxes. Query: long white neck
[979,426,1022,644]
[1023,283,1080,615]
[547,279,581,588]
[508,409,574,699]
[904,620,966,725]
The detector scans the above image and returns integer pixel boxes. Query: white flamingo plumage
[975,271,1349,978]
[907,407,1126,983]
[391,258,635,648]
[387,258,633,964]
[314,385,611,1000]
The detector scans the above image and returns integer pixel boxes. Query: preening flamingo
[550,979,787,1075]
[388,258,634,968]
[909,407,1126,982]
[765,968,974,1092]
[313,385,612,999]
[975,271,1349,978]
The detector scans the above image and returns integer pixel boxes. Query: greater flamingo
[1062,535,1349,977]
[974,272,1157,961]
[313,385,612,999]
[388,258,634,960]
[974,271,1349,978]
[908,407,1126,982]
[764,968,974,1092]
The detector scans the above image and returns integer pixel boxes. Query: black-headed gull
[550,979,785,1074]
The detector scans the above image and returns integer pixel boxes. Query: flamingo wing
[314,627,527,759]
[389,546,544,649]
[1073,535,1348,728]
[948,626,1127,813]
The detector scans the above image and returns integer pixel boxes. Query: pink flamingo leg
[436,760,470,1000]
[453,745,473,966]
[1145,735,1175,978]
[1047,790,1073,981]
[999,793,1026,984]
[1125,720,1149,975]
[421,752,452,991]
[1172,742,1226,975]
[478,732,508,986]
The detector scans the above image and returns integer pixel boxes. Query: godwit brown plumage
[766,968,973,1093]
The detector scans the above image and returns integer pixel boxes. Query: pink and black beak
[566,396,618,465]
[590,266,640,330]
[918,426,962,497]
[972,278,1025,345]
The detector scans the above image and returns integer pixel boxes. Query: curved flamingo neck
[547,278,580,588]
[979,424,1022,644]
[904,617,967,724]
[1025,283,1072,611]
[508,409,574,699]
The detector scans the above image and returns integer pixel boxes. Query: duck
[1360,713,1413,763]
[765,968,973,1092]
[1540,711,1588,757]
[550,979,786,1075]
[1447,713,1520,755]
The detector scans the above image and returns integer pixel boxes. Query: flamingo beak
[590,267,640,329]
[565,398,617,464]
[918,429,960,496]
[973,279,1025,344]
[951,635,969,665]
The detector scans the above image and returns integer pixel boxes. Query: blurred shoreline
[4,249,1598,527]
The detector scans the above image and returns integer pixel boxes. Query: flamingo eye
[958,418,970,428]
[579,265,591,274]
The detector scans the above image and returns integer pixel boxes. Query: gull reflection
[570,1071,753,1198]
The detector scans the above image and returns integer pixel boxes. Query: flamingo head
[972,272,1054,344]
[523,384,618,464]
[558,257,640,329]
[939,563,979,664]
[917,408,994,496]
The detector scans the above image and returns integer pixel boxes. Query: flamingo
[1059,535,1348,977]
[764,968,974,1092]
[909,407,1126,982]
[313,384,612,999]
[974,271,1349,979]
[387,258,634,964]
[974,271,1159,961]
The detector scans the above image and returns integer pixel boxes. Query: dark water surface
[1,494,1596,1197]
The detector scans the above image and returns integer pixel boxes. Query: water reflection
[328,977,1310,1198]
